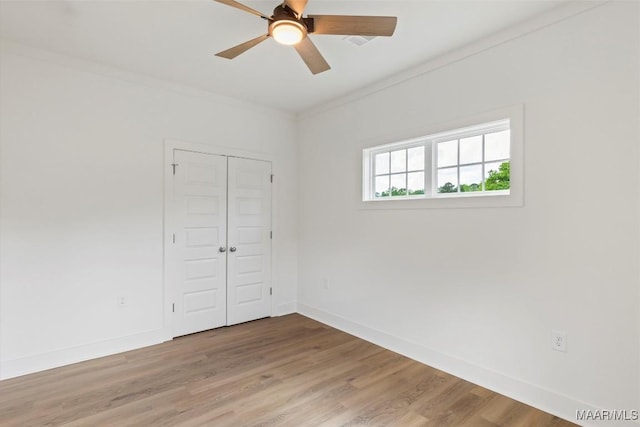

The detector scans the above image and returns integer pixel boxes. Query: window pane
[375,152,390,175]
[460,164,482,192]
[437,168,458,193]
[375,175,390,197]
[484,162,502,178]
[437,140,458,167]
[407,146,424,171]
[390,174,407,196]
[459,135,482,165]
[484,161,510,191]
[407,172,424,195]
[485,130,510,161]
[390,149,406,173]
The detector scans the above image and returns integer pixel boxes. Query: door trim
[163,139,275,340]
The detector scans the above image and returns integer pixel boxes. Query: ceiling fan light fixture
[271,20,305,45]
[214,0,398,75]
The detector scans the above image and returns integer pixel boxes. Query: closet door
[172,150,228,336]
[226,157,272,325]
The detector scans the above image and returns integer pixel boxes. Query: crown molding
[298,1,609,120]
[0,39,296,121]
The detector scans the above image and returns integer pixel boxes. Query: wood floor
[0,314,576,426]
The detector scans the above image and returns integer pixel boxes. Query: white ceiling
[0,0,569,113]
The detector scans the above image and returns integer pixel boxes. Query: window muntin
[364,119,510,201]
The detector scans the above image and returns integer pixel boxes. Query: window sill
[359,190,521,210]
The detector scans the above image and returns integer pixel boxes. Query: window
[435,125,510,195]
[362,115,520,207]
[374,145,425,197]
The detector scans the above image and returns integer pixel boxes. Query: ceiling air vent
[343,35,377,46]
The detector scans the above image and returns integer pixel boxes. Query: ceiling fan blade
[215,34,270,59]
[308,15,397,36]
[283,0,308,17]
[294,36,330,75]
[214,0,270,19]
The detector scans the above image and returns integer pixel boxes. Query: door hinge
[172,303,175,313]
[270,231,272,239]
[172,233,176,244]
[270,174,274,183]
[269,287,272,296]
[171,163,179,175]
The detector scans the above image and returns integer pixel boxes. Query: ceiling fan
[213,0,397,75]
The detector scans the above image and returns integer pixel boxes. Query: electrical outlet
[117,296,127,307]
[552,330,567,352]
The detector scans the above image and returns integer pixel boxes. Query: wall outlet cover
[552,330,567,352]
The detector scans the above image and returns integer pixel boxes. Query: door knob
[229,247,237,252]
[219,246,226,253]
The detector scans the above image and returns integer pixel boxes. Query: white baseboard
[1,329,167,380]
[275,301,297,316]
[0,302,299,381]
[297,303,630,427]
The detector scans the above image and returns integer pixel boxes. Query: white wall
[0,43,298,378]
[297,1,639,424]
[1,1,638,423]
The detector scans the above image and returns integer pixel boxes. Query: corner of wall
[276,302,297,316]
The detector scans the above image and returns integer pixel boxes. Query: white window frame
[361,105,523,209]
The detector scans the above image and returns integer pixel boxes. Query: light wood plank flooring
[0,314,576,426]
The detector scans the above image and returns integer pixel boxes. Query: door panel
[227,157,272,325]
[173,150,227,336]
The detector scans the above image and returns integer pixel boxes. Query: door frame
[163,139,276,341]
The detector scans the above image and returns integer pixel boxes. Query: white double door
[169,149,272,337]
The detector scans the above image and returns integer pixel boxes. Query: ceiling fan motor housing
[273,4,299,20]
